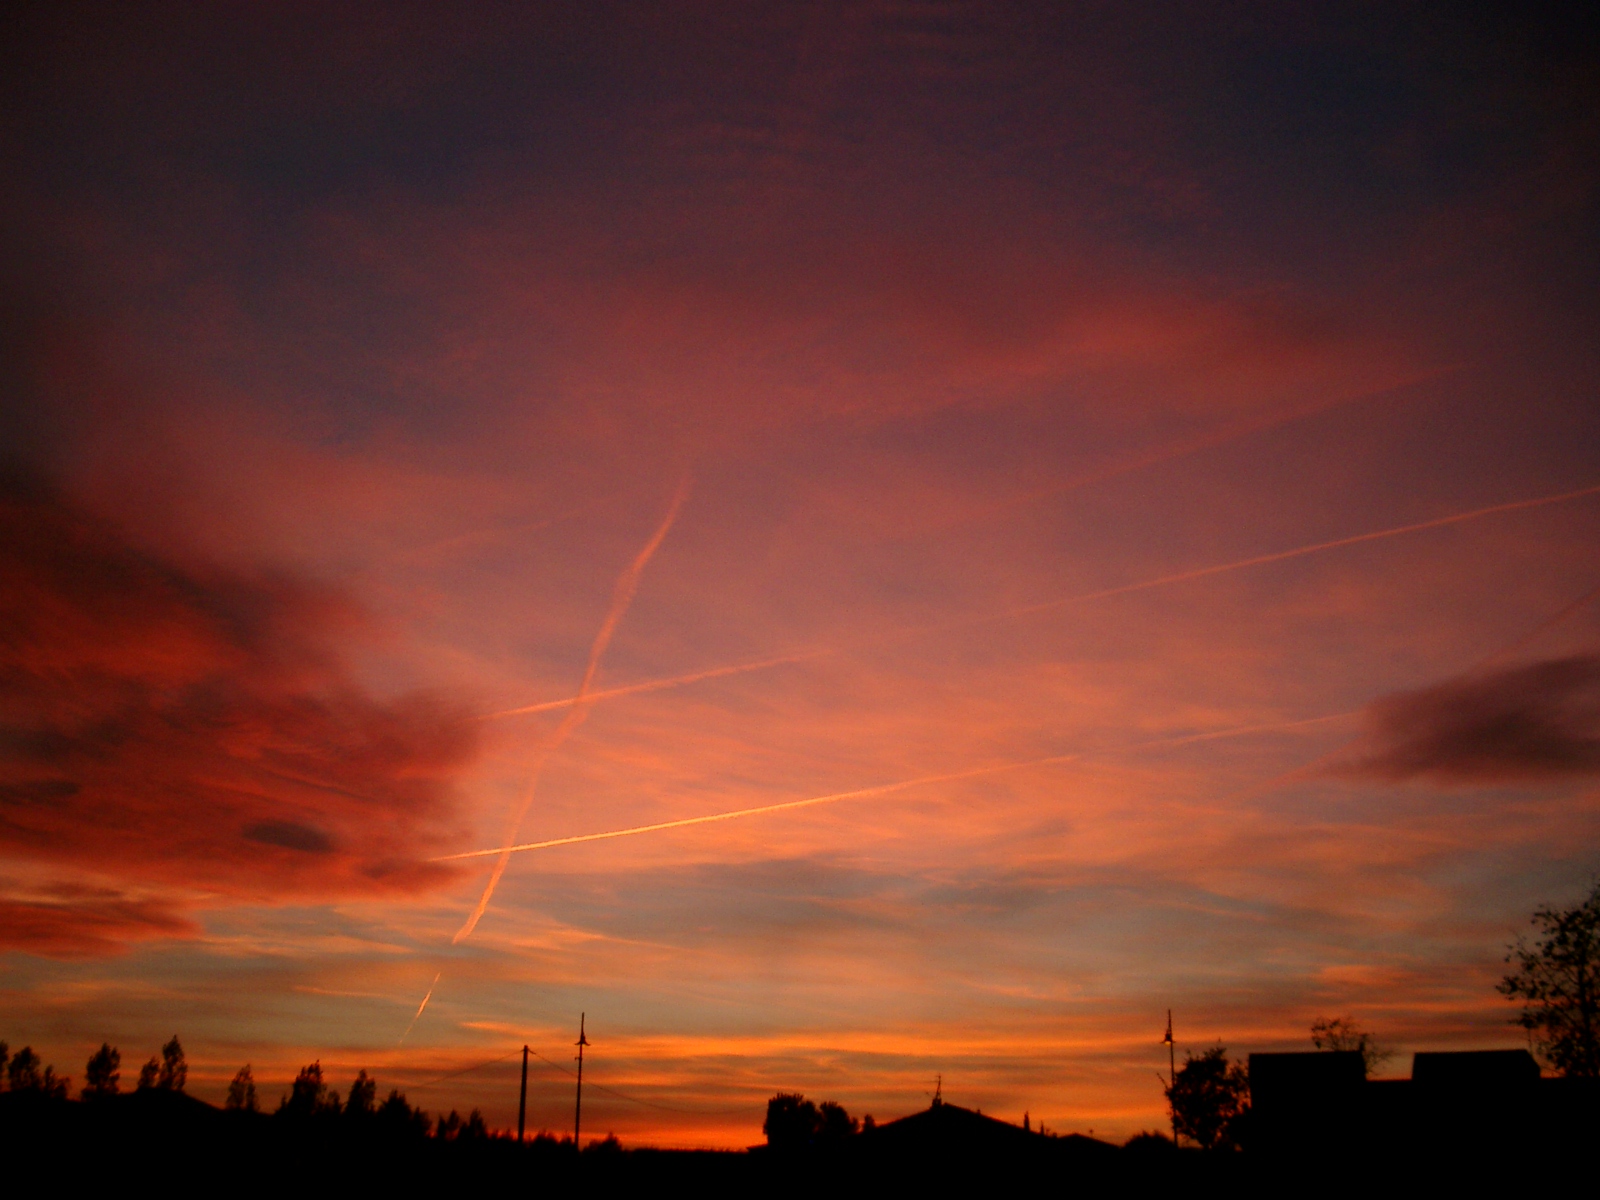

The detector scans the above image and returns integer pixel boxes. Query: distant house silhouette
[864,1097,1117,1165]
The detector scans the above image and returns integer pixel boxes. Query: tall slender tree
[157,1036,187,1091]
[83,1044,121,1097]
[225,1065,258,1112]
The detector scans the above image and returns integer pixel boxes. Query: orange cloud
[0,882,197,957]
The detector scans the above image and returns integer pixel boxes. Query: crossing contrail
[453,480,691,942]
[436,712,1354,862]
[485,480,1600,720]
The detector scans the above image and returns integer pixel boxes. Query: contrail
[399,972,442,1044]
[988,480,1600,626]
[487,651,822,718]
[964,367,1457,529]
[1467,579,1600,673]
[453,480,691,942]
[486,480,1600,720]
[436,712,1353,862]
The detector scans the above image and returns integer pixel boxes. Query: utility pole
[573,1013,590,1148]
[517,1044,529,1143]
[1163,1010,1177,1146]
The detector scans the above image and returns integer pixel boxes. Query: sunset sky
[3,3,1598,1146]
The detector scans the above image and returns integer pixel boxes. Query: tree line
[0,1036,504,1143]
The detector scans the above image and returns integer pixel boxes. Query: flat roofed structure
[1410,1049,1540,1087]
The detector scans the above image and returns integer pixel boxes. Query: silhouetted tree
[0,1042,9,1087]
[1310,1016,1393,1076]
[5,1048,68,1098]
[860,1114,875,1133]
[377,1088,431,1138]
[136,1056,159,1090]
[83,1044,121,1097]
[346,1069,376,1116]
[282,1061,340,1118]
[432,1107,489,1141]
[1165,1045,1249,1151]
[817,1100,858,1141]
[7,1046,41,1091]
[1500,881,1600,1077]
[225,1065,259,1112]
[764,1093,820,1150]
[157,1036,186,1091]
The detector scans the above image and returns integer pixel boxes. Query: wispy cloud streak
[453,480,691,941]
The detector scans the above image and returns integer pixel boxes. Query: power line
[381,1044,752,1117]
[527,1048,755,1117]
[393,1048,522,1091]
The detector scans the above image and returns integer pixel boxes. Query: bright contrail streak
[486,480,1600,720]
[399,972,442,1044]
[436,712,1354,862]
[453,480,691,942]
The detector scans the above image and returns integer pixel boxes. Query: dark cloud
[243,820,335,855]
[1340,655,1600,784]
[0,473,477,931]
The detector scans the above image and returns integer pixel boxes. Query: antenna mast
[573,1014,590,1147]
[1163,1009,1177,1146]
[517,1044,529,1143]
